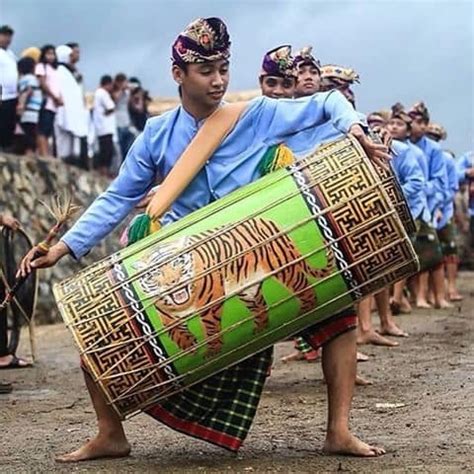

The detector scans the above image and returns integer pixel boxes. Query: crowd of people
[0,16,473,464]
[0,25,151,176]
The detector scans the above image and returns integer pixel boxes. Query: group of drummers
[11,16,468,463]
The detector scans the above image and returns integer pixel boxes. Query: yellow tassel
[150,219,161,234]
[273,144,295,170]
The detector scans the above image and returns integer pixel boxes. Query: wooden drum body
[54,136,418,418]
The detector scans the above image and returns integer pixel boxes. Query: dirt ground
[0,273,472,473]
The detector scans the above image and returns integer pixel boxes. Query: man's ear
[172,64,184,85]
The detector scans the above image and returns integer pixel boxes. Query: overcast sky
[2,0,473,153]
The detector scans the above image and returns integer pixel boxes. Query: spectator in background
[55,45,88,166]
[65,42,83,83]
[14,57,43,155]
[128,85,149,132]
[20,46,41,63]
[36,45,63,156]
[65,41,89,168]
[113,73,135,158]
[93,75,116,176]
[0,25,18,151]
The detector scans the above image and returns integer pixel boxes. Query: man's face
[387,118,409,140]
[295,64,320,96]
[0,33,12,49]
[260,75,295,99]
[410,117,427,140]
[70,46,80,64]
[175,59,230,108]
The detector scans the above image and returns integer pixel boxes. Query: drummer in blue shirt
[408,102,447,309]
[19,18,389,463]
[385,104,431,314]
[426,123,462,303]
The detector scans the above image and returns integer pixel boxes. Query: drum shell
[54,136,418,418]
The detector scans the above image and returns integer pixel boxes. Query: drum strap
[146,101,248,221]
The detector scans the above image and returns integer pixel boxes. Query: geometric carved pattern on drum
[56,257,174,415]
[298,137,411,299]
[289,163,361,299]
[134,217,335,357]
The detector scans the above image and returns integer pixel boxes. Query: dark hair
[114,72,127,83]
[39,44,57,67]
[66,42,79,49]
[0,25,14,35]
[17,56,36,75]
[100,74,113,86]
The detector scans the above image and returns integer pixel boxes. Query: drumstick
[0,194,80,310]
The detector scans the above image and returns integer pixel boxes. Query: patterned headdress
[390,102,412,126]
[320,64,360,90]
[172,17,231,67]
[367,110,390,128]
[426,122,447,141]
[408,101,430,123]
[294,46,321,71]
[260,45,295,78]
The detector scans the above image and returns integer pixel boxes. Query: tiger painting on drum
[133,217,335,356]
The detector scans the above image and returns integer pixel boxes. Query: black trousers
[0,98,18,150]
[0,277,8,357]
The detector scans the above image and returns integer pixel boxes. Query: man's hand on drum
[349,124,391,170]
[17,241,70,278]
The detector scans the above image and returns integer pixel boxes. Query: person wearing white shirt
[0,25,18,150]
[93,75,116,176]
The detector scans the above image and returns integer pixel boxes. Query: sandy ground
[0,273,473,473]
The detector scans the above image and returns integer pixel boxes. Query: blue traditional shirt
[411,136,446,215]
[456,150,474,216]
[62,90,362,259]
[390,140,426,221]
[437,151,459,228]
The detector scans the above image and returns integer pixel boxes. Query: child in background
[14,56,42,155]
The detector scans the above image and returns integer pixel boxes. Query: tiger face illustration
[134,217,334,357]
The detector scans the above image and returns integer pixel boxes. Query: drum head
[0,227,37,354]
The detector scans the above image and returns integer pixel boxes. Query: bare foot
[416,300,432,309]
[378,324,408,338]
[357,330,399,347]
[448,291,463,302]
[280,351,305,363]
[324,431,385,457]
[435,300,454,309]
[357,352,369,362]
[55,435,131,463]
[356,374,372,386]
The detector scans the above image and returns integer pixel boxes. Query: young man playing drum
[20,18,389,462]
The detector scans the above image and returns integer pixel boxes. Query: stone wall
[0,153,126,323]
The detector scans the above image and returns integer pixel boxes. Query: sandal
[0,355,32,370]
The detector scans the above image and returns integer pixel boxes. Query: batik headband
[172,17,231,67]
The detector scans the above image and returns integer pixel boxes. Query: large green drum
[53,136,418,418]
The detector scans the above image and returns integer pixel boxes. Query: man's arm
[400,148,425,199]
[19,125,158,276]
[251,90,389,167]
[427,146,447,210]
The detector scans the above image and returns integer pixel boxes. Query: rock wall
[0,153,127,323]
